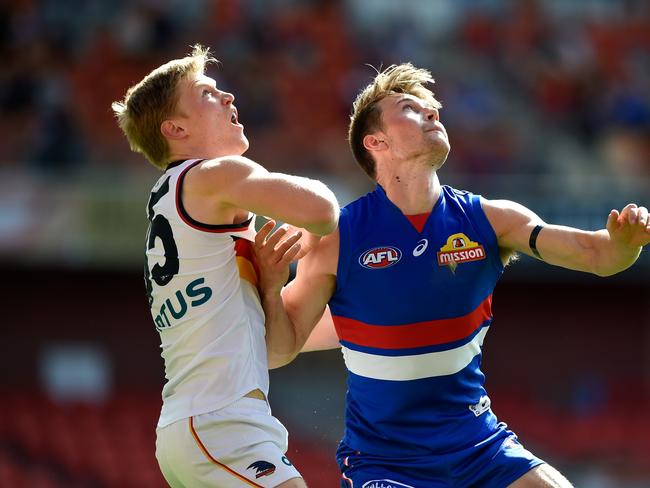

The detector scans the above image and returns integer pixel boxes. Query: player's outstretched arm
[255,222,338,369]
[185,156,339,235]
[482,199,649,276]
[254,220,304,369]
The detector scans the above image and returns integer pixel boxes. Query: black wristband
[529,224,544,260]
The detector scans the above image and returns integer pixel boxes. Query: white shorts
[155,397,302,487]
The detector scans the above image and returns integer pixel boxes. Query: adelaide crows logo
[247,460,276,478]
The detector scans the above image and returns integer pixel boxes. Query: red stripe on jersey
[234,238,255,261]
[234,239,260,287]
[333,295,492,349]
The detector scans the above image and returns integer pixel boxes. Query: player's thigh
[508,463,573,488]
[157,398,302,487]
[275,477,307,488]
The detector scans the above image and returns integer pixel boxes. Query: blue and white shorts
[337,424,543,488]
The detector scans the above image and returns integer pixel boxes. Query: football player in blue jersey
[256,63,650,488]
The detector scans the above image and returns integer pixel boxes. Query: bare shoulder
[480,197,540,238]
[287,228,339,312]
[201,155,260,173]
[301,228,339,276]
[480,197,529,216]
[184,156,261,196]
[178,156,260,225]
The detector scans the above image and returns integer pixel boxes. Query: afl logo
[359,246,402,269]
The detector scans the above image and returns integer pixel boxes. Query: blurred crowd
[1,0,649,186]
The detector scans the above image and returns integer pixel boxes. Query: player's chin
[428,130,449,145]
[237,135,250,155]
[429,134,450,150]
[430,141,450,169]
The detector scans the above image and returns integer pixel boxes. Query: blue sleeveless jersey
[330,184,504,457]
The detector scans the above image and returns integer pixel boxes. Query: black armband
[529,224,544,260]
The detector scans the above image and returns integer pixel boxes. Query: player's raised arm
[482,199,650,276]
[185,155,339,235]
[300,306,340,352]
[255,223,338,369]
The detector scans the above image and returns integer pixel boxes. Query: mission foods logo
[437,233,485,267]
[359,246,402,269]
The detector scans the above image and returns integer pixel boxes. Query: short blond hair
[348,63,442,179]
[112,45,217,170]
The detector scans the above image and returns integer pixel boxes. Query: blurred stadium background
[1,0,649,486]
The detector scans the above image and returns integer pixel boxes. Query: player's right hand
[282,225,322,259]
[254,220,302,296]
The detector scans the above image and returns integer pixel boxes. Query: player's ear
[363,133,387,152]
[161,119,187,140]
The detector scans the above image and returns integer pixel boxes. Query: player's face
[172,72,249,157]
[377,94,450,167]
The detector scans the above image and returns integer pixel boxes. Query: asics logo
[412,239,428,257]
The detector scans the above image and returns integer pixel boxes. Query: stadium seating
[1,389,648,487]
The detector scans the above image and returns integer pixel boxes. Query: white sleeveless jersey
[144,159,268,428]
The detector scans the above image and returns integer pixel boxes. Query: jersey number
[144,177,179,307]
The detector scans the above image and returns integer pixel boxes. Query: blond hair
[348,63,442,179]
[112,45,217,170]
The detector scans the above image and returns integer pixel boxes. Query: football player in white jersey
[112,45,338,488]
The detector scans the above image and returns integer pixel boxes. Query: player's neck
[168,148,209,163]
[167,141,238,163]
[378,167,441,215]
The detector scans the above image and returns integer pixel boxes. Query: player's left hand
[254,220,302,296]
[606,204,650,249]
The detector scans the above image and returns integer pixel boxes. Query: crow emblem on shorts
[247,460,276,478]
